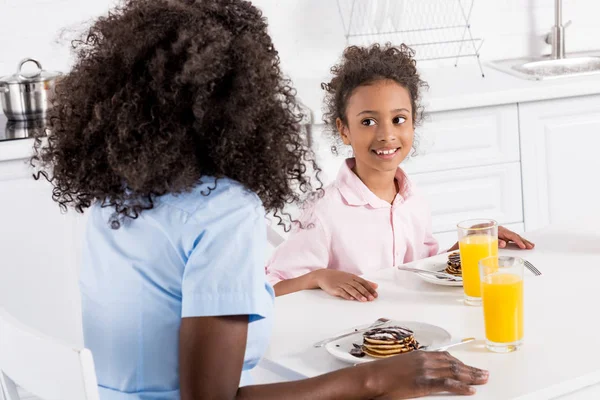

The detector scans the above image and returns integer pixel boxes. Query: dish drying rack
[336,0,485,77]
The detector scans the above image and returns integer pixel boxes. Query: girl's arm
[272,270,320,296]
[267,215,376,301]
[265,215,330,292]
[446,226,535,253]
[274,269,378,302]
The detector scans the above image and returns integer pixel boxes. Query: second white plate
[407,252,463,287]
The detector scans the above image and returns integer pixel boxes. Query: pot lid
[0,58,62,84]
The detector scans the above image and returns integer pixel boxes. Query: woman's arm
[179,315,374,400]
[179,316,489,400]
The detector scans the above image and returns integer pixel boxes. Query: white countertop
[260,223,600,399]
[294,56,600,123]
[0,138,35,162]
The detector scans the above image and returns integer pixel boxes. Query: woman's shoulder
[160,177,263,220]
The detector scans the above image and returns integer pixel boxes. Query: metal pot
[0,58,62,121]
[2,118,47,141]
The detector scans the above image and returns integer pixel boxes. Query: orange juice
[482,273,524,343]
[458,234,498,298]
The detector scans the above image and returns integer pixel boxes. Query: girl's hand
[498,226,535,249]
[447,226,535,252]
[314,269,378,302]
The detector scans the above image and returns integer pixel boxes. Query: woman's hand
[314,269,378,302]
[366,350,489,399]
[498,226,534,249]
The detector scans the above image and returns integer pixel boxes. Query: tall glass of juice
[480,256,524,353]
[457,219,498,306]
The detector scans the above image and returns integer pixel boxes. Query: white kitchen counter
[294,53,600,123]
[260,223,600,399]
[0,138,35,162]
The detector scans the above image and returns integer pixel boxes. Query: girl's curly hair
[321,43,428,153]
[32,0,321,230]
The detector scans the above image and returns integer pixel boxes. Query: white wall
[1,1,599,85]
[257,0,600,81]
[0,0,117,75]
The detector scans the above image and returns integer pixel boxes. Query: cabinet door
[519,95,600,231]
[410,162,524,234]
[0,158,85,346]
[403,104,520,174]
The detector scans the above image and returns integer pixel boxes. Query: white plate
[325,320,452,364]
[409,252,463,287]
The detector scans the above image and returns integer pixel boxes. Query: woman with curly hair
[266,44,533,301]
[33,0,489,398]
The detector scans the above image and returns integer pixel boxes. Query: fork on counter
[313,317,390,348]
[524,260,542,276]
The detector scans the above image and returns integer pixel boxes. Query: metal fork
[396,266,462,281]
[524,260,542,276]
[313,317,390,348]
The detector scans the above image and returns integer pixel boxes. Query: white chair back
[266,224,286,248]
[0,308,99,400]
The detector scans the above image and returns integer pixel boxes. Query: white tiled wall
[0,0,118,75]
[1,0,599,85]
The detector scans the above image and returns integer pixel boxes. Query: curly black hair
[321,43,428,153]
[32,0,321,230]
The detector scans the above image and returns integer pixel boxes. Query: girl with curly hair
[266,44,534,301]
[33,0,489,398]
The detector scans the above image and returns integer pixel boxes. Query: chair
[266,224,286,248]
[0,308,99,400]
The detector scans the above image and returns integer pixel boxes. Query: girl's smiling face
[336,79,414,174]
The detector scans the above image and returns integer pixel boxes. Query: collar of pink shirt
[335,158,413,209]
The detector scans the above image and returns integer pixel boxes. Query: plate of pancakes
[410,251,463,287]
[325,321,451,364]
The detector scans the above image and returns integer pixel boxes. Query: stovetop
[0,114,48,142]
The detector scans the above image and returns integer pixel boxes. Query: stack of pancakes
[445,252,462,276]
[353,326,421,358]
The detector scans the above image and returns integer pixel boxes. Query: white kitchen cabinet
[403,104,521,174]
[519,94,600,231]
[0,157,84,347]
[410,162,523,233]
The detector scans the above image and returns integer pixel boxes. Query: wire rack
[336,0,485,76]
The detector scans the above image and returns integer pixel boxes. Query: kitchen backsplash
[1,0,599,87]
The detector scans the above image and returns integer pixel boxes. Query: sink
[491,0,600,81]
[489,55,600,81]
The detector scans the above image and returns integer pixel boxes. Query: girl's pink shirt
[266,158,439,285]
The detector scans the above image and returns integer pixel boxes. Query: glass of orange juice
[479,256,524,353]
[457,219,498,306]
